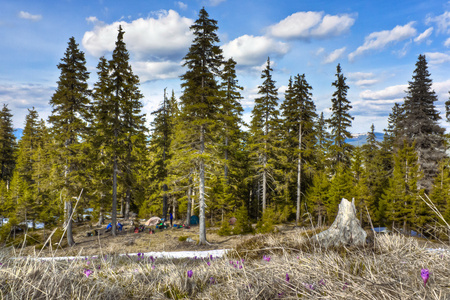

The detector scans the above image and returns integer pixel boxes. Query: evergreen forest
[1,8,450,245]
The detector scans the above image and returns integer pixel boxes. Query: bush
[232,206,254,235]
[217,220,232,236]
[256,208,276,234]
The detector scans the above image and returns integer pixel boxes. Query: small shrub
[232,206,254,235]
[256,208,276,234]
[178,236,188,242]
[217,220,232,236]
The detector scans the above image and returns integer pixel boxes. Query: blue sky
[3,0,450,134]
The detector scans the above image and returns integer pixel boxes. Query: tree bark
[296,123,302,225]
[112,155,118,236]
[125,188,130,220]
[199,125,207,244]
[313,198,366,247]
[66,200,75,246]
[162,184,168,221]
[186,175,192,226]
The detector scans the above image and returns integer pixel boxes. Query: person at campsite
[169,212,173,227]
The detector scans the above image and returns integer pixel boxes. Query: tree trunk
[313,198,367,247]
[112,155,118,236]
[186,176,192,226]
[97,210,104,227]
[120,198,125,217]
[125,188,130,220]
[296,123,302,225]
[162,184,168,221]
[199,125,207,245]
[66,200,75,246]
[262,168,267,213]
[224,135,228,181]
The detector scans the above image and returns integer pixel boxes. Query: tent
[145,216,161,227]
[190,215,199,225]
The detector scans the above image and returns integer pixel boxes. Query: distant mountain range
[12,128,384,146]
[346,132,385,146]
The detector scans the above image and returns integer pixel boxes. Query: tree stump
[312,198,367,247]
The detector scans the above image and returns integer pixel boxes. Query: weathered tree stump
[312,198,367,247]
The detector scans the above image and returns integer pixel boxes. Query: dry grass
[0,227,449,300]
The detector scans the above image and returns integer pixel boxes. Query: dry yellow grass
[0,227,449,299]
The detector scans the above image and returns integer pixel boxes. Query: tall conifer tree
[177,8,224,244]
[0,104,16,187]
[327,64,353,168]
[48,37,90,246]
[399,54,445,191]
[249,58,279,215]
[280,74,317,224]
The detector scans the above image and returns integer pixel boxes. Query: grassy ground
[0,226,449,299]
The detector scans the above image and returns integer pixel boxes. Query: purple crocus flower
[319,279,326,286]
[421,269,430,287]
[207,261,211,266]
[210,255,213,260]
[210,277,216,284]
[151,265,155,270]
[84,269,92,278]
[187,270,193,278]
[343,282,349,290]
[263,255,271,262]
[286,273,290,282]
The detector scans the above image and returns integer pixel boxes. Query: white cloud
[18,11,42,22]
[175,1,187,10]
[206,0,226,6]
[348,22,416,61]
[426,11,450,34]
[0,83,54,128]
[322,47,346,64]
[82,10,193,60]
[424,52,450,64]
[347,72,378,87]
[360,84,407,100]
[222,35,289,67]
[315,47,325,56]
[132,61,183,81]
[354,79,379,87]
[347,72,375,80]
[414,27,433,44]
[268,11,355,40]
[86,16,100,24]
[445,37,450,47]
[432,79,450,99]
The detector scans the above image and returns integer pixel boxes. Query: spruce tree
[90,56,113,225]
[148,89,177,221]
[177,8,224,244]
[249,57,279,214]
[382,141,422,232]
[217,58,244,217]
[327,64,354,168]
[315,112,331,171]
[0,104,16,187]
[280,74,316,224]
[92,26,146,233]
[399,54,445,191]
[48,37,91,246]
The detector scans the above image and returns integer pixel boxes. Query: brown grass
[0,226,449,299]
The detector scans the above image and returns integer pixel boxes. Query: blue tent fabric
[190,215,199,225]
[106,223,112,230]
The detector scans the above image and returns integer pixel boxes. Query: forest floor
[15,219,285,257]
[9,218,447,258]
